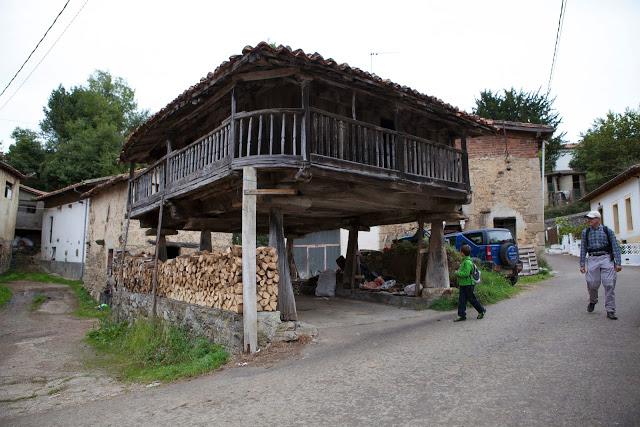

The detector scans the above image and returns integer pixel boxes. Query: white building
[545,143,587,207]
[582,164,640,243]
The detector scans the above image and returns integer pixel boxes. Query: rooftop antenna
[369,51,399,74]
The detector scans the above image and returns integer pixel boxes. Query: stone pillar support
[424,220,450,291]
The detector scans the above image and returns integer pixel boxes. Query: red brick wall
[464,133,540,159]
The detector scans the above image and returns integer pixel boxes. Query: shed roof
[121,42,496,162]
[0,160,26,180]
[80,173,130,199]
[19,184,47,196]
[36,176,112,201]
[486,120,555,136]
[581,164,640,202]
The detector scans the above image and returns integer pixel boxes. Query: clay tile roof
[0,160,26,180]
[19,184,46,196]
[485,119,555,135]
[581,164,640,202]
[36,176,112,201]
[121,42,495,162]
[80,173,132,199]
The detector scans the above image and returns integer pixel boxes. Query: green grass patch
[0,284,11,308]
[517,270,552,285]
[0,271,107,319]
[30,293,48,311]
[430,270,526,311]
[86,318,229,383]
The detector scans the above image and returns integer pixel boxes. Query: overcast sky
[0,0,638,153]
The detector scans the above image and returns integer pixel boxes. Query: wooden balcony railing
[130,108,469,207]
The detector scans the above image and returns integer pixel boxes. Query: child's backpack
[471,263,481,284]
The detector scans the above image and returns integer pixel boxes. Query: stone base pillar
[424,220,450,290]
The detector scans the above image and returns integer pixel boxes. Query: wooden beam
[145,228,178,236]
[151,197,165,316]
[269,208,298,321]
[243,188,297,196]
[415,217,425,297]
[242,167,258,353]
[233,67,299,82]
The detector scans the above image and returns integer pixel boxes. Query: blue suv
[444,228,522,285]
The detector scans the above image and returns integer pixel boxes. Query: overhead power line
[547,0,568,94]
[0,0,89,113]
[0,0,72,99]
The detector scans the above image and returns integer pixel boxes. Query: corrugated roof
[121,42,496,162]
[581,164,640,202]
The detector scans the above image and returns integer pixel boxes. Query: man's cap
[585,210,602,219]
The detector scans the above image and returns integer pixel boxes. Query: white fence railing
[548,234,640,266]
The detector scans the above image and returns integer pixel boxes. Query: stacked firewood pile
[114,246,279,313]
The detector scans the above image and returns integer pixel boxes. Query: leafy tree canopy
[570,108,640,190]
[6,70,150,191]
[4,128,47,189]
[473,88,564,171]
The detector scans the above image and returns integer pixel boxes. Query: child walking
[454,244,486,322]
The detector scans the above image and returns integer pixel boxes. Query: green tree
[473,88,564,171]
[570,108,640,190]
[5,128,48,189]
[38,70,148,189]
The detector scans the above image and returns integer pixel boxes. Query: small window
[4,181,13,199]
[107,249,114,276]
[613,203,620,234]
[625,197,633,231]
[51,247,56,261]
[49,216,54,243]
[463,232,484,245]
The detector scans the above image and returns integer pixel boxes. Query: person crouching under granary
[579,211,622,320]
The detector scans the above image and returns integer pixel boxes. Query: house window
[625,197,633,231]
[4,181,13,199]
[612,203,620,234]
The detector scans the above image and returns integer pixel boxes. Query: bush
[87,318,229,382]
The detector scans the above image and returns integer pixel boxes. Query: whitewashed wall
[589,177,640,243]
[41,200,89,263]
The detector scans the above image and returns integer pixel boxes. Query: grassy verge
[30,293,48,311]
[0,271,107,319]
[86,318,229,383]
[430,270,551,311]
[0,284,11,308]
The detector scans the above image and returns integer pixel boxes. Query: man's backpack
[471,263,481,284]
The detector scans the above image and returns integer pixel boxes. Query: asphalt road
[5,255,640,426]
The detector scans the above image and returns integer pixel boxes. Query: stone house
[462,120,554,248]
[545,143,587,206]
[81,174,232,298]
[0,160,25,273]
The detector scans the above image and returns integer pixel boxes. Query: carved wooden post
[286,237,299,281]
[242,167,258,353]
[301,81,311,161]
[424,220,450,291]
[269,208,298,321]
[229,87,237,159]
[151,196,165,316]
[415,217,425,296]
[199,231,212,252]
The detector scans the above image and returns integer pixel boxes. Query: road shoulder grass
[430,270,552,311]
[0,284,11,308]
[86,318,229,383]
[0,271,107,318]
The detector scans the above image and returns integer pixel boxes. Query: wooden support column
[242,167,258,353]
[424,220,450,291]
[461,134,470,189]
[286,237,299,281]
[394,105,405,174]
[158,235,167,262]
[351,91,357,120]
[117,163,136,275]
[415,217,425,296]
[199,231,212,252]
[343,226,358,289]
[301,81,311,161]
[151,196,165,316]
[269,208,298,321]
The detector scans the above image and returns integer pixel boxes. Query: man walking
[579,211,622,320]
